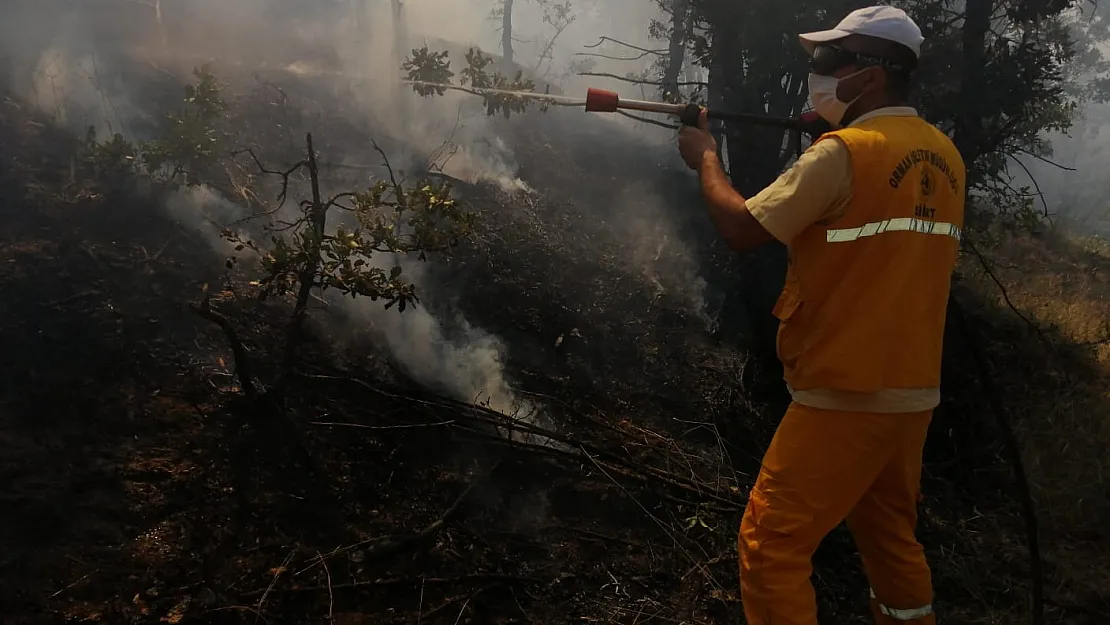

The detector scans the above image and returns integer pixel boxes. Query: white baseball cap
[799,5,924,58]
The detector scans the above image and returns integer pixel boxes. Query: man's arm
[696,152,775,251]
[678,109,853,250]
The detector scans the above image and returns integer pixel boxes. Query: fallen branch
[190,287,258,399]
[246,574,535,597]
[298,371,742,511]
[460,410,740,508]
[458,423,740,513]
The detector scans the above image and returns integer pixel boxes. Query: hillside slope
[0,32,1108,625]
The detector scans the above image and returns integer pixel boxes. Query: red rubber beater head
[585,88,619,113]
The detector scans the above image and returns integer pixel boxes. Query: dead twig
[452,591,478,625]
[50,570,97,598]
[255,550,296,623]
[317,550,335,624]
[682,553,730,581]
[963,236,1051,350]
[420,584,499,623]
[581,449,725,593]
[190,286,258,399]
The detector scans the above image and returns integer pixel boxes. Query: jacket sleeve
[746,138,854,245]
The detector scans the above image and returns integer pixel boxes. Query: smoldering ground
[0,0,721,418]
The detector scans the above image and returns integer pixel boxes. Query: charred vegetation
[0,2,1108,625]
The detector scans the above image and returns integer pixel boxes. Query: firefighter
[676,6,965,625]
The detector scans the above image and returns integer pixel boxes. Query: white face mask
[807,69,867,127]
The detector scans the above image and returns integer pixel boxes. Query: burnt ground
[1,44,1109,625]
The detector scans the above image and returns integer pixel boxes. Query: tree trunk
[502,0,515,63]
[705,28,793,410]
[283,133,327,384]
[662,0,690,101]
[954,0,991,168]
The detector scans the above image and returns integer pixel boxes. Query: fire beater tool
[584,87,830,155]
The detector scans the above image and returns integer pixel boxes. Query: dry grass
[960,225,1110,604]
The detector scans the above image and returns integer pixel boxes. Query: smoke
[1018,98,1110,236]
[1006,4,1110,236]
[617,184,718,331]
[329,257,535,418]
[0,0,715,417]
[164,184,249,258]
[162,179,538,417]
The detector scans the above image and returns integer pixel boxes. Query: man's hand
[678,107,718,171]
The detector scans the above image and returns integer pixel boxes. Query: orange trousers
[738,402,936,625]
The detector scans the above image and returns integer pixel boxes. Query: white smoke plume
[161,179,536,416]
[618,183,719,331]
[1018,98,1110,236]
[0,0,719,414]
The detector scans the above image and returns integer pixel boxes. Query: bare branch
[230,147,308,210]
[578,71,706,87]
[324,191,359,210]
[962,236,1051,349]
[1015,148,1077,171]
[581,36,666,56]
[281,132,327,386]
[1005,154,1050,216]
[575,51,660,61]
[371,139,406,207]
[617,110,679,129]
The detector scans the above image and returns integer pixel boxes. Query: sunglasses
[809,44,910,76]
